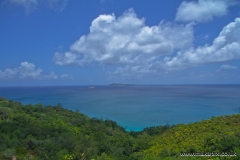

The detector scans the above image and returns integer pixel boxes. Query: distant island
[108,83,136,86]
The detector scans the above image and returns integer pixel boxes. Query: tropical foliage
[0,97,239,159]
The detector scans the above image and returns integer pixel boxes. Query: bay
[0,85,239,131]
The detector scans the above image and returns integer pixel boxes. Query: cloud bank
[53,8,240,79]
[111,17,240,78]
[0,62,71,80]
[163,17,240,70]
[54,9,194,66]
[175,0,232,23]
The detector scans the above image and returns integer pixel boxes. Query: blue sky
[0,0,240,86]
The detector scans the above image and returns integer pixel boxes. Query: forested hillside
[0,97,239,160]
[144,114,240,159]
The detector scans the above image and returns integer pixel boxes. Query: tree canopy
[0,97,239,159]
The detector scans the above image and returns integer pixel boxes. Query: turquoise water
[0,85,239,131]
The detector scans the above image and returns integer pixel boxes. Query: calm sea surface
[0,85,239,131]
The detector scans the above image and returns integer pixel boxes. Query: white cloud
[109,65,153,80]
[54,9,194,67]
[217,64,237,72]
[0,61,71,80]
[0,68,18,79]
[19,62,43,79]
[109,17,240,79]
[162,17,240,70]
[175,0,232,23]
[54,10,240,79]
[43,71,58,79]
[220,64,237,69]
[60,74,73,79]
[6,0,68,12]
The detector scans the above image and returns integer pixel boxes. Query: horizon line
[1,83,240,87]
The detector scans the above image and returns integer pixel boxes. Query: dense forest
[0,97,239,160]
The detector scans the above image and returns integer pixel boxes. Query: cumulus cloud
[109,17,240,79]
[175,0,232,23]
[54,9,194,67]
[6,0,68,12]
[0,62,70,80]
[53,10,240,79]
[18,62,43,79]
[162,17,240,70]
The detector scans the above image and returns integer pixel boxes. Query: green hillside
[0,97,239,160]
[144,114,240,159]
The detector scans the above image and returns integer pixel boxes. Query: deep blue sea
[0,85,239,131]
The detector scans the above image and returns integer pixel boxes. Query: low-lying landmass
[0,97,239,159]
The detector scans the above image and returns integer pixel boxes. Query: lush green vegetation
[144,114,240,160]
[0,97,239,159]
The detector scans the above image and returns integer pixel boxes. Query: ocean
[0,85,239,131]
